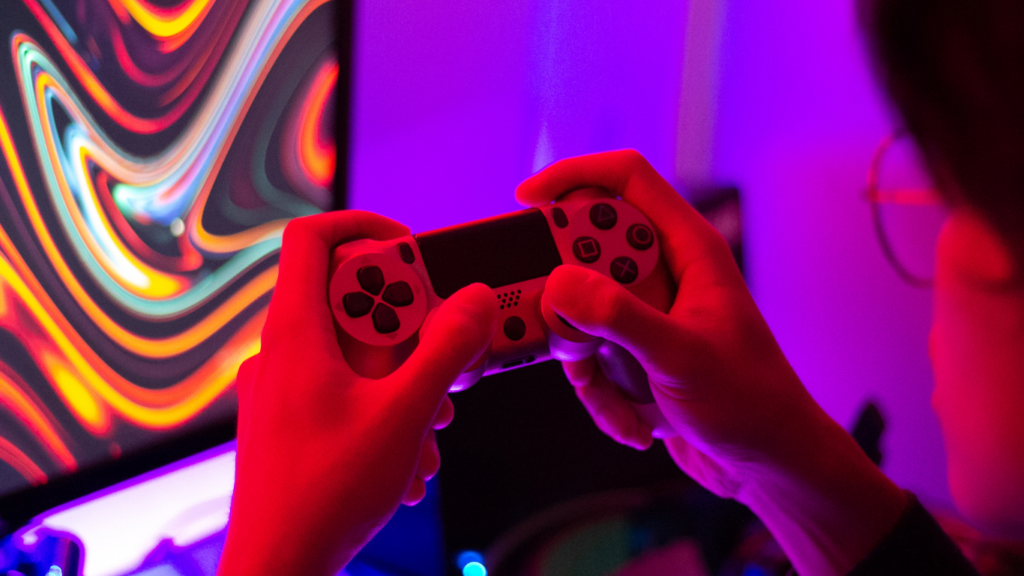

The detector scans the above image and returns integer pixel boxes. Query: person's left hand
[218,211,497,576]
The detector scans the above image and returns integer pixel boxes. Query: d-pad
[343,265,415,334]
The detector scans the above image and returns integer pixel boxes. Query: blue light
[38,0,78,44]
[456,550,487,576]
[455,550,484,569]
[741,566,768,576]
[46,567,63,576]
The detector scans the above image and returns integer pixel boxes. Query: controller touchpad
[414,209,563,297]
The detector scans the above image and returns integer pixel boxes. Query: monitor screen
[0,0,347,520]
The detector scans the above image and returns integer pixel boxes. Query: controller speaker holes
[497,291,522,308]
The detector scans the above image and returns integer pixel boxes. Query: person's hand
[217,211,497,576]
[517,150,816,495]
[516,150,906,576]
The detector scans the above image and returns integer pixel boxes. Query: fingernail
[552,265,592,283]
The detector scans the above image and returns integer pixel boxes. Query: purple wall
[349,0,687,233]
[712,1,950,507]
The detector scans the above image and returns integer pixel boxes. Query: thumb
[544,265,687,376]
[387,283,497,406]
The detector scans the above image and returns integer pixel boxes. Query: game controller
[327,197,677,437]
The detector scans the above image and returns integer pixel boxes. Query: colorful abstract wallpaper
[0,0,339,497]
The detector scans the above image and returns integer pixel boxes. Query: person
[217,0,1024,574]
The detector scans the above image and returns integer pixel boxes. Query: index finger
[266,210,410,338]
[515,149,742,306]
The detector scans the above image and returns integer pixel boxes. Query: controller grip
[595,341,652,403]
[595,341,675,438]
[592,251,677,439]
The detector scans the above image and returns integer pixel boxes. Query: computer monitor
[0,0,350,528]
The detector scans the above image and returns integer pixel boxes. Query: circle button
[504,316,527,341]
[627,224,654,250]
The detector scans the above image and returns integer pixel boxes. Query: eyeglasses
[865,131,948,289]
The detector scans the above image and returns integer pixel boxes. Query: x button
[610,256,638,284]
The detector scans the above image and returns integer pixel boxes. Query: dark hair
[859,0,1024,260]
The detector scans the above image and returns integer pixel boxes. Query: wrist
[218,510,375,576]
[736,398,908,576]
[216,470,383,576]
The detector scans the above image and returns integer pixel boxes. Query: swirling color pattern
[0,0,339,495]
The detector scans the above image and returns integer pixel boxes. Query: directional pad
[372,303,400,334]
[331,253,429,346]
[382,281,414,307]
[341,292,375,318]
[357,265,385,295]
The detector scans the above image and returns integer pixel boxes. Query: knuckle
[584,276,630,328]
[702,225,733,257]
[281,216,314,245]
[618,148,650,171]
[259,314,308,351]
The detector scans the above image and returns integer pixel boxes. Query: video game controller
[327,197,677,438]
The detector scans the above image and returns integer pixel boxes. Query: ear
[936,208,1018,286]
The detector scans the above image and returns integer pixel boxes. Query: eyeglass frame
[864,130,945,289]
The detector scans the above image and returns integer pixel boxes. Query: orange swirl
[0,254,261,431]
[0,102,275,359]
[20,0,192,133]
[298,61,338,188]
[0,363,75,471]
[107,0,215,41]
[189,0,332,255]
[34,70,189,300]
[0,436,46,485]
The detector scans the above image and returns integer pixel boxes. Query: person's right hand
[517,150,907,576]
[517,149,816,496]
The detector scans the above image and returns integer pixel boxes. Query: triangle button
[589,203,618,230]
